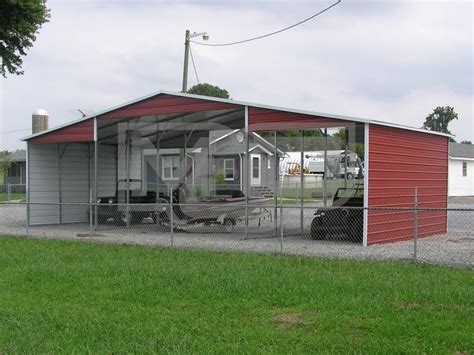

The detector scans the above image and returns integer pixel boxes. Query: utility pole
[181,30,208,93]
[181,30,190,93]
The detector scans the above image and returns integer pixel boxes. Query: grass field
[0,237,472,353]
[0,193,26,202]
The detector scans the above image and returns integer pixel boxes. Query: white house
[449,143,474,196]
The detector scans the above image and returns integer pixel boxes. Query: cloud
[1,0,472,149]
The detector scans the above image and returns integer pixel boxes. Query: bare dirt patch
[273,313,312,329]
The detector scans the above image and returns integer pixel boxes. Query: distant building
[449,143,474,196]
[1,150,26,185]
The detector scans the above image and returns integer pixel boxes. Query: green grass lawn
[0,193,26,202]
[0,237,472,353]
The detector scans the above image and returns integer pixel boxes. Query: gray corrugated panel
[28,143,60,225]
[61,143,90,223]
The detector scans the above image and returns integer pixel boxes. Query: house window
[162,155,180,180]
[462,162,467,177]
[8,163,20,177]
[224,159,234,180]
[252,157,259,179]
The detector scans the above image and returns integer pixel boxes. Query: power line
[189,43,200,84]
[190,0,341,47]
[0,128,30,134]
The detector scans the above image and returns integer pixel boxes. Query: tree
[0,0,50,77]
[422,106,458,138]
[460,140,472,145]
[0,150,12,184]
[187,83,230,99]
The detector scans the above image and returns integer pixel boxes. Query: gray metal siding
[28,143,117,225]
[61,143,90,223]
[93,144,117,198]
[28,143,60,225]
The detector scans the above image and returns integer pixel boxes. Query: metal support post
[89,188,93,239]
[244,107,249,239]
[344,128,348,189]
[323,128,328,207]
[58,143,62,224]
[274,131,278,237]
[126,132,130,228]
[169,185,174,247]
[25,200,29,236]
[300,131,304,233]
[94,139,98,230]
[26,143,30,236]
[414,187,418,260]
[280,188,284,253]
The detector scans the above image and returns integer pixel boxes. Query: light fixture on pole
[182,30,209,92]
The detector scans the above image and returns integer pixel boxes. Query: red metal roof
[25,91,451,144]
[28,94,241,144]
[29,119,94,144]
[100,94,240,120]
[248,107,350,131]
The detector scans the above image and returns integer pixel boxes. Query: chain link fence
[0,200,472,268]
[0,184,26,202]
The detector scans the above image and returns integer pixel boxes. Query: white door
[251,154,261,186]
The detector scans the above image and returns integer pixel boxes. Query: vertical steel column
[183,132,187,184]
[89,188,93,238]
[323,128,328,207]
[88,143,93,238]
[244,106,249,239]
[126,130,130,228]
[58,143,62,224]
[94,117,98,230]
[300,131,304,233]
[156,132,160,201]
[273,131,278,237]
[362,123,369,246]
[207,132,211,196]
[279,182,284,253]
[26,142,30,236]
[344,128,348,189]
[414,187,418,260]
[169,185,174,247]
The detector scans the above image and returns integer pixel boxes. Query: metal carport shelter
[23,91,450,245]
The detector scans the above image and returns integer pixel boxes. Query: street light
[182,30,209,92]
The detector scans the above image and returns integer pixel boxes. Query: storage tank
[32,108,49,134]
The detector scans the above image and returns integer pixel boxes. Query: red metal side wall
[248,107,351,131]
[29,120,94,144]
[367,124,448,244]
[100,94,240,120]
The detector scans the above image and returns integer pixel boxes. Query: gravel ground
[1,201,472,269]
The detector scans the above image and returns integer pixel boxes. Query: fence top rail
[1,201,474,212]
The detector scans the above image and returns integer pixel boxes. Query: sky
[0,0,472,150]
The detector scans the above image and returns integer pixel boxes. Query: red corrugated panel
[29,120,94,144]
[27,94,242,144]
[248,107,350,132]
[100,94,240,120]
[367,124,448,244]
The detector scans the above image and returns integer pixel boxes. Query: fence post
[413,187,418,261]
[25,201,29,237]
[169,185,174,247]
[279,199,284,253]
[89,189,93,239]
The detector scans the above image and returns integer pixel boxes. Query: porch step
[252,186,274,198]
